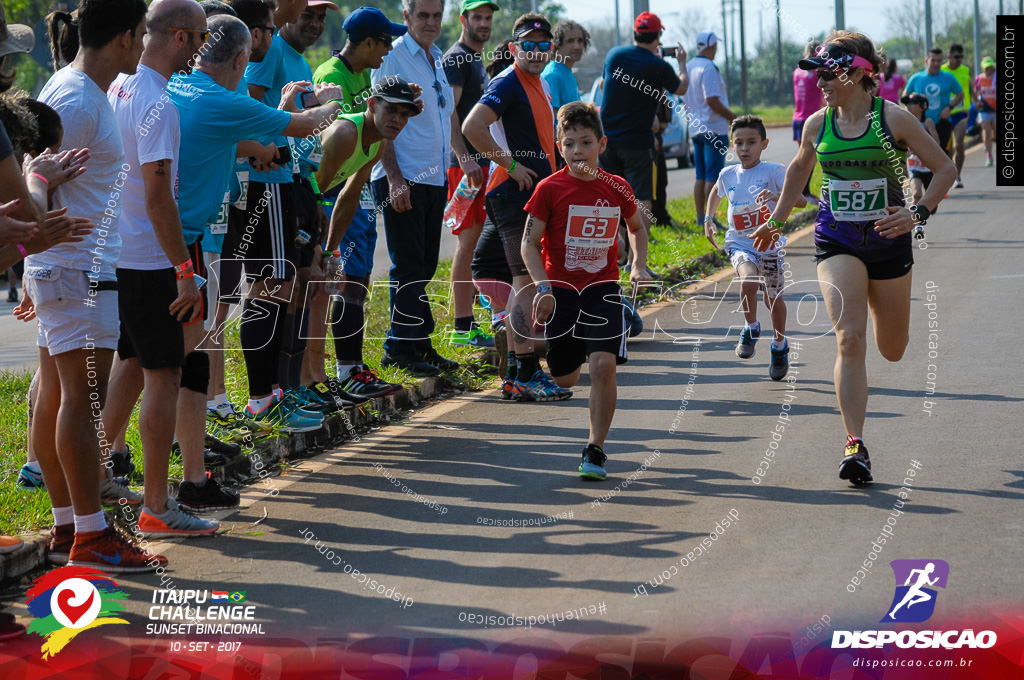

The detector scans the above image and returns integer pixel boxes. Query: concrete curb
[0,367,474,586]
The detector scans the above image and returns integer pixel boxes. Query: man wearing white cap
[683,30,736,231]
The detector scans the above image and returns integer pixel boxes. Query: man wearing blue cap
[307,5,409,399]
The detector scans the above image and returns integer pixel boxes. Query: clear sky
[567,0,902,52]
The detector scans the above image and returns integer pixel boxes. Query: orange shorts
[446,164,489,234]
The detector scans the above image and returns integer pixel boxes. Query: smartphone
[275,145,293,164]
[661,46,678,58]
[300,90,320,108]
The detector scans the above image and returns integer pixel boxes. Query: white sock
[746,321,761,333]
[336,363,360,380]
[24,460,41,473]
[74,510,107,534]
[247,395,274,414]
[52,505,73,527]
[771,339,788,350]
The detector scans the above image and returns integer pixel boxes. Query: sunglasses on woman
[517,40,552,52]
[816,67,850,81]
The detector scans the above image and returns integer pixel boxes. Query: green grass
[748,106,796,127]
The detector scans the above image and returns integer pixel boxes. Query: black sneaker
[339,365,401,399]
[838,438,873,485]
[420,347,459,373]
[579,444,608,481]
[176,473,241,512]
[769,343,790,381]
[311,380,363,410]
[109,446,136,478]
[381,351,441,377]
[205,433,242,457]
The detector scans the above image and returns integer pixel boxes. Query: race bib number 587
[828,178,888,221]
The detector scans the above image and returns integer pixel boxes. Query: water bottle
[442,174,480,232]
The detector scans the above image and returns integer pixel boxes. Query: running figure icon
[888,562,939,619]
[882,559,949,623]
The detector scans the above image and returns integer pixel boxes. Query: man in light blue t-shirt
[541,20,589,114]
[904,47,962,150]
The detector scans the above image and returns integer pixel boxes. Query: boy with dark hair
[521,101,650,480]
[704,114,802,380]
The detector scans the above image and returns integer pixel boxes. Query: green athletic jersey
[940,63,972,113]
[324,112,381,192]
[313,54,371,114]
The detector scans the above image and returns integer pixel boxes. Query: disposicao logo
[832,559,997,650]
[25,566,130,659]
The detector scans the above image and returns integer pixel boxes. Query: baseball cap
[696,31,718,49]
[900,92,929,108]
[307,0,339,10]
[0,9,34,60]
[981,56,995,69]
[343,6,407,42]
[461,0,499,13]
[798,44,875,72]
[370,76,421,114]
[634,11,663,34]
[512,16,552,41]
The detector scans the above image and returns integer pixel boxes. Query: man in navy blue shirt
[599,11,687,237]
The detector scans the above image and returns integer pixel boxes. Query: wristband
[176,270,195,281]
[702,216,714,223]
[309,175,321,194]
[174,259,194,279]
[508,159,518,174]
[29,172,50,185]
[766,217,783,229]
[15,243,27,257]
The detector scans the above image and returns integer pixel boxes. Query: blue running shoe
[736,325,760,358]
[579,444,607,481]
[17,463,44,490]
[769,342,790,381]
[515,370,573,402]
[246,396,323,433]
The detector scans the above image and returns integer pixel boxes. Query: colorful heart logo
[56,588,95,626]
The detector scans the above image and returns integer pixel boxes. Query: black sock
[240,298,280,397]
[505,351,518,381]
[331,297,365,366]
[454,315,474,332]
[277,312,304,390]
[516,353,541,380]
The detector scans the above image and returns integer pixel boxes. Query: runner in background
[443,0,499,350]
[792,40,823,204]
[975,57,996,167]
[904,48,961,169]
[753,31,955,486]
[876,58,905,103]
[941,44,972,188]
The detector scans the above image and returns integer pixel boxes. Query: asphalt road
[0,129,796,374]
[37,145,1021,648]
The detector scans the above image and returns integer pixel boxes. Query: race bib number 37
[828,178,888,221]
[731,202,771,231]
[565,204,619,273]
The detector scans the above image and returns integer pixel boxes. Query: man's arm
[706,96,736,122]
[248,83,269,101]
[450,107,481,187]
[463,102,536,191]
[672,47,689,94]
[280,85,346,138]
[141,159,202,321]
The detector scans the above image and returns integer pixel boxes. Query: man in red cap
[599,11,687,242]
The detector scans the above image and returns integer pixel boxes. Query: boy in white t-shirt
[704,115,805,380]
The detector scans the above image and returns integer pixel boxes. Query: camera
[300,90,320,108]
[660,46,678,58]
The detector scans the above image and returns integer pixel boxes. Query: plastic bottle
[442,174,480,232]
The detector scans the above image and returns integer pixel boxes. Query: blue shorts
[793,119,807,142]
[979,111,996,123]
[323,185,377,279]
[692,134,729,182]
[949,111,968,128]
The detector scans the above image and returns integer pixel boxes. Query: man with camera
[598,11,687,239]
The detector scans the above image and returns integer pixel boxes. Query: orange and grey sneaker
[68,527,167,573]
[501,377,525,401]
[47,524,75,565]
[0,535,23,555]
[138,499,219,539]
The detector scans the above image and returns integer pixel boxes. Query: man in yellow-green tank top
[941,44,973,188]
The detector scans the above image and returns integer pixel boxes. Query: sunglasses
[432,80,446,109]
[169,26,211,42]
[815,67,850,82]
[517,40,552,52]
[373,34,395,45]
[254,24,277,36]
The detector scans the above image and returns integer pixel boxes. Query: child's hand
[755,188,779,205]
[703,221,722,250]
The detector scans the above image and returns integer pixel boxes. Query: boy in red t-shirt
[521,102,651,480]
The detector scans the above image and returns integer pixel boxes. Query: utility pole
[633,0,649,19]
[739,0,748,111]
[722,0,731,92]
[925,0,933,51]
[973,0,981,76]
[776,0,783,104]
[835,0,844,29]
[614,0,621,48]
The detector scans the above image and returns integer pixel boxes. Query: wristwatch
[909,204,931,225]
[536,283,552,294]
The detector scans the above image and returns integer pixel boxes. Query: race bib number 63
[565,204,619,273]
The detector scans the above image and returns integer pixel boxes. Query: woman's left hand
[874,206,915,239]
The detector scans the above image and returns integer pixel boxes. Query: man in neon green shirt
[941,43,973,188]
